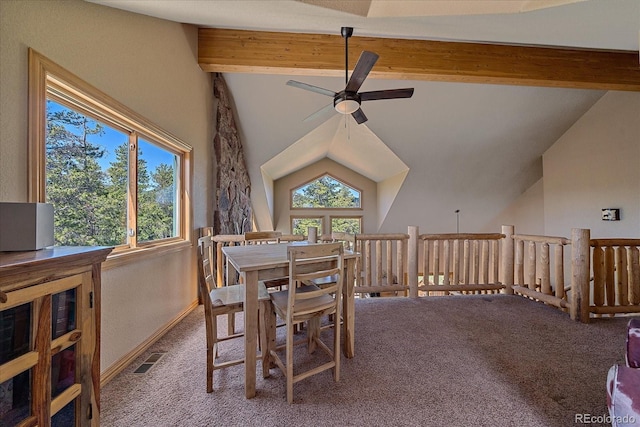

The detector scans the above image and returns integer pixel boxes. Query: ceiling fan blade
[286,80,336,97]
[303,102,336,123]
[351,108,368,124]
[360,88,415,101]
[345,51,379,93]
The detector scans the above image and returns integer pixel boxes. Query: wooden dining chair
[268,242,344,403]
[244,231,289,291]
[243,231,282,245]
[197,235,272,392]
[306,233,355,327]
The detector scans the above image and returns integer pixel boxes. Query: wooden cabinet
[0,246,112,427]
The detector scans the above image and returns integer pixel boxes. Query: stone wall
[213,73,252,235]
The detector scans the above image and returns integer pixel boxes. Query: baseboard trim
[100,300,199,386]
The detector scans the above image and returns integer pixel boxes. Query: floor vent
[133,352,166,374]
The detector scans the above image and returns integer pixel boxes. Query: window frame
[290,173,362,211]
[28,48,192,264]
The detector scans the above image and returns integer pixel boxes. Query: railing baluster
[453,239,460,286]
[481,240,489,286]
[516,240,524,286]
[423,240,430,286]
[463,240,470,285]
[604,246,615,310]
[554,244,564,300]
[616,246,627,306]
[386,240,392,286]
[540,243,550,295]
[629,246,640,305]
[527,241,536,291]
[593,247,604,308]
[433,240,440,286]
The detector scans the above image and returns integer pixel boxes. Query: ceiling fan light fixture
[335,99,360,114]
[334,91,361,114]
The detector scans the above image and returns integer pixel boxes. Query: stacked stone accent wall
[213,73,252,235]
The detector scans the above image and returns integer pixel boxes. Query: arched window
[291,174,360,209]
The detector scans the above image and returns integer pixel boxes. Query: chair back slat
[244,231,282,244]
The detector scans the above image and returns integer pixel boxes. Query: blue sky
[47,100,174,173]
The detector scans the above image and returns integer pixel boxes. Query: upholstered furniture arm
[627,318,640,369]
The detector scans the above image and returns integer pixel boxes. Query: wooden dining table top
[222,242,358,272]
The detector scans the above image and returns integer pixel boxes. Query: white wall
[0,0,214,374]
[543,91,640,239]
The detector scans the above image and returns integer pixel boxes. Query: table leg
[244,270,258,398]
[307,317,320,354]
[343,258,355,358]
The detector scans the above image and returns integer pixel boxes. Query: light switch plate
[601,208,620,221]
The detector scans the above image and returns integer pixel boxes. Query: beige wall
[543,91,640,239]
[273,158,377,234]
[483,178,545,235]
[0,0,214,374]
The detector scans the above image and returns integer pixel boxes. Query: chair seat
[209,282,270,307]
[270,284,336,319]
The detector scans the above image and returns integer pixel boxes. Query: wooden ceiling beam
[198,28,640,91]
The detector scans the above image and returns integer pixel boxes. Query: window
[291,174,361,209]
[330,216,361,234]
[289,174,363,236]
[29,49,191,254]
[291,216,323,236]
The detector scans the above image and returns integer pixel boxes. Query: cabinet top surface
[0,246,113,271]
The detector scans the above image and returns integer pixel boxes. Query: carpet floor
[100,294,630,427]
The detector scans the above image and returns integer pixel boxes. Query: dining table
[222,241,359,398]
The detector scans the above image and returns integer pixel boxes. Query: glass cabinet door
[0,303,33,426]
[50,287,79,425]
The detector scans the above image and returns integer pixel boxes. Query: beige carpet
[100,295,630,427]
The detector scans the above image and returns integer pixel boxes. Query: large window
[290,174,362,236]
[29,49,191,254]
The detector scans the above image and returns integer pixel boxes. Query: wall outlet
[601,208,620,221]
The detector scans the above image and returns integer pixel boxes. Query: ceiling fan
[286,27,414,125]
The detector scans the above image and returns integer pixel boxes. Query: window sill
[102,240,192,271]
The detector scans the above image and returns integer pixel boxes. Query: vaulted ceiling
[87,0,639,231]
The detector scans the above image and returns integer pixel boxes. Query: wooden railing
[206,227,640,323]
[511,233,571,311]
[590,238,640,316]
[353,233,409,295]
[418,232,504,295]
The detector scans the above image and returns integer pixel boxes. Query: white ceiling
[89,0,639,50]
[88,0,638,231]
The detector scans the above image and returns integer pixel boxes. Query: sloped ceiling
[86,0,639,231]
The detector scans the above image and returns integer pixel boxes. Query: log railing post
[408,226,419,298]
[307,226,317,243]
[570,228,591,322]
[501,225,514,295]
